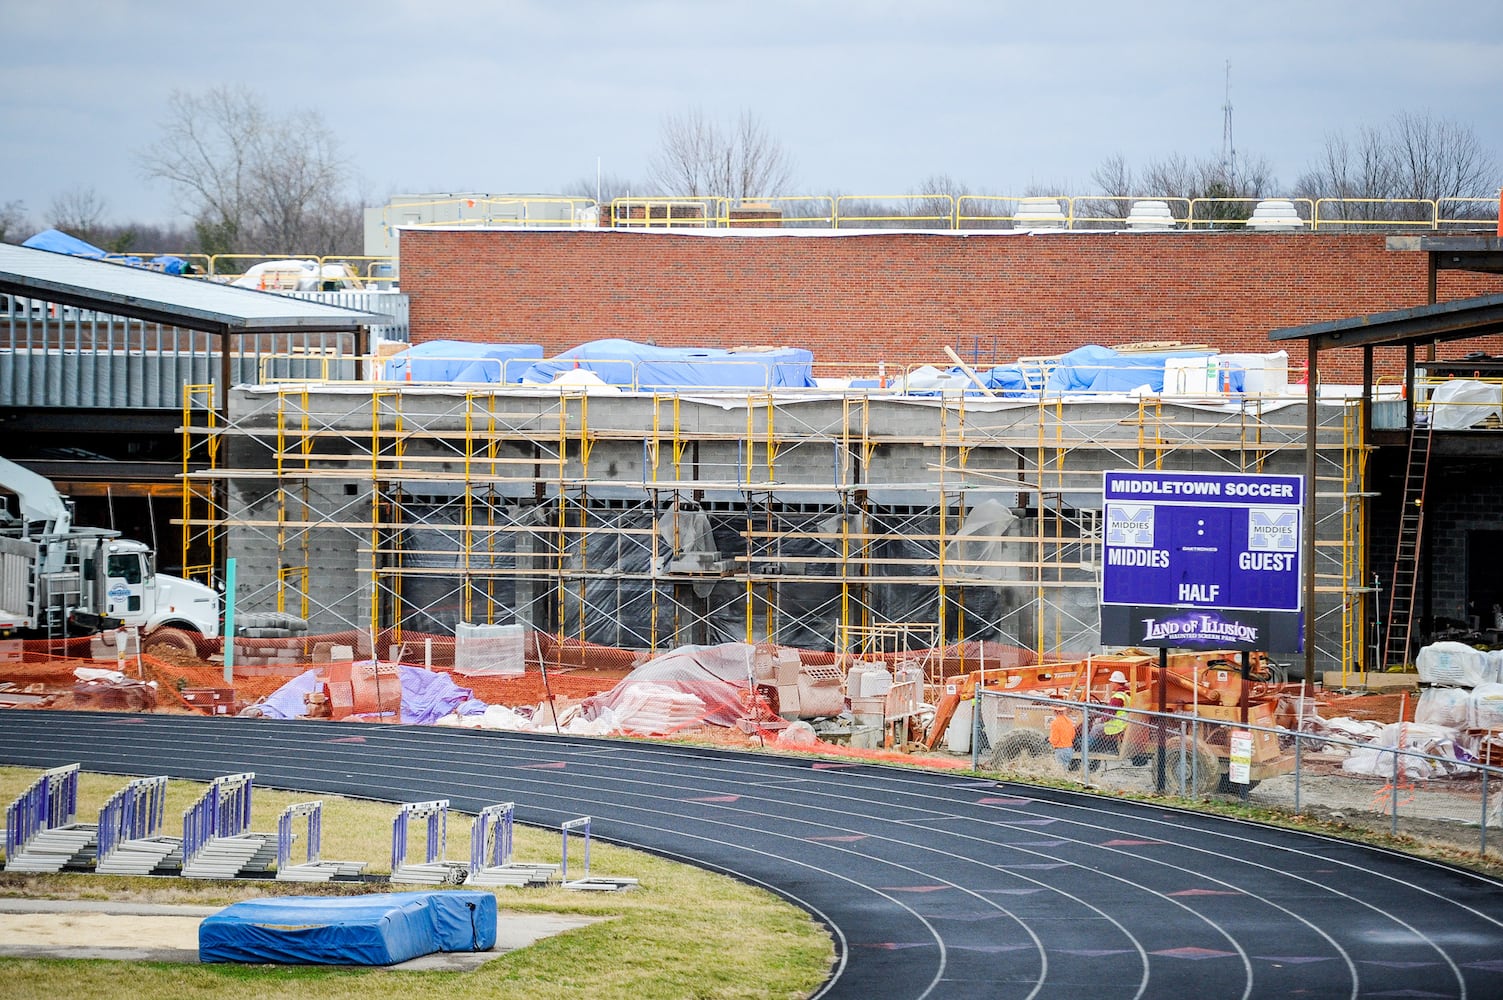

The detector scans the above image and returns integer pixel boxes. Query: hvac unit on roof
[1245,199,1307,231]
[1125,199,1176,230]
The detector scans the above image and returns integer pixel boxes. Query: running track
[4,712,1503,999]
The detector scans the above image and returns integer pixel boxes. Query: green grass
[0,767,834,1000]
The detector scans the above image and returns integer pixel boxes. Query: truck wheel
[989,730,1051,768]
[1154,737,1220,796]
[144,628,199,658]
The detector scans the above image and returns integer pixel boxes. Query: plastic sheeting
[1428,379,1503,430]
[20,229,187,273]
[583,643,760,728]
[520,339,816,389]
[1044,345,1241,395]
[1339,723,1469,780]
[199,891,497,965]
[23,228,107,256]
[256,665,479,724]
[383,340,543,383]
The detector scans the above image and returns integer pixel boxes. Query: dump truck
[0,457,219,654]
[931,649,1295,794]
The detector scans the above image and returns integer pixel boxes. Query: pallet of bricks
[231,614,311,676]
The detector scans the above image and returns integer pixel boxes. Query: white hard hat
[1108,671,1128,684]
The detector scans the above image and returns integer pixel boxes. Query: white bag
[1416,641,1488,687]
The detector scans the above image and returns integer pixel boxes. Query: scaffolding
[181,381,1368,676]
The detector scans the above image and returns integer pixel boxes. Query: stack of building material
[454,622,525,676]
[848,663,892,724]
[796,664,845,719]
[612,682,707,734]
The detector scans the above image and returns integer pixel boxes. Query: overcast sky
[4,0,1501,229]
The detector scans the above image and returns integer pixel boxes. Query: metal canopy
[1268,292,1503,353]
[0,242,379,335]
[1386,234,1503,274]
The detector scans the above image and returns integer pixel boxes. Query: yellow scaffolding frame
[182,379,1366,673]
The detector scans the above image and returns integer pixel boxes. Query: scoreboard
[1099,470,1304,652]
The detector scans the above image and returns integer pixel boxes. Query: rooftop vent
[1015,197,1068,230]
[1125,199,1176,230]
[1245,199,1307,232]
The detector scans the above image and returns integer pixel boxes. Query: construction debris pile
[8,626,1503,786]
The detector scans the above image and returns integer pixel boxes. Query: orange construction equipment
[926,648,1282,751]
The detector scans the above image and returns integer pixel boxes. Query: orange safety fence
[8,630,1335,759]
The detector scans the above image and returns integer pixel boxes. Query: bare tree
[562,171,640,211]
[1091,155,1135,201]
[0,200,31,244]
[1089,150,1274,226]
[647,108,795,199]
[48,186,108,241]
[1390,111,1497,218]
[139,85,358,254]
[1297,112,1499,224]
[907,173,969,229]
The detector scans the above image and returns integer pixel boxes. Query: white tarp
[1427,379,1503,430]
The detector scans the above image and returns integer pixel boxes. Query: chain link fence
[974,688,1503,861]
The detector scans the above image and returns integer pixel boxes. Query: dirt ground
[0,910,204,950]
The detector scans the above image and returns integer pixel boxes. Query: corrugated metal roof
[0,242,379,333]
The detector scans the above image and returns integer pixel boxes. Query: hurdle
[559,816,637,892]
[180,773,275,879]
[274,801,368,882]
[95,776,181,875]
[3,764,97,873]
[464,802,557,887]
[390,799,468,884]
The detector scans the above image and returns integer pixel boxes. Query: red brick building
[400,228,1503,381]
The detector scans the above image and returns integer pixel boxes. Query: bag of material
[1416,686,1471,728]
[1471,683,1503,730]
[1416,641,1489,687]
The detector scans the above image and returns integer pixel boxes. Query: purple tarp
[255,665,480,724]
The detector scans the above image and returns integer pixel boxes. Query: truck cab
[95,538,220,641]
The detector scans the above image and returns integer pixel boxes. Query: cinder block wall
[400,229,1503,380]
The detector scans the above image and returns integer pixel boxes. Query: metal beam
[1269,293,1503,352]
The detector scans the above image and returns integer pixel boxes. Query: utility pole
[1221,60,1237,194]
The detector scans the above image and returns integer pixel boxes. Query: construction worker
[1089,671,1131,754]
[1049,702,1078,769]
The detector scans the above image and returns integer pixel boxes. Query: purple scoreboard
[1099,470,1304,652]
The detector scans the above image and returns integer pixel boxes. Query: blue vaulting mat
[199,890,497,965]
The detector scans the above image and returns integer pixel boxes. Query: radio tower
[1221,60,1237,193]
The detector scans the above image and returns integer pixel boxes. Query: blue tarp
[256,665,480,724]
[1042,345,1240,395]
[22,228,106,257]
[384,340,544,383]
[980,363,1049,397]
[22,229,188,274]
[520,339,816,389]
[199,891,498,965]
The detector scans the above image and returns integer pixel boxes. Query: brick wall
[401,229,1503,381]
